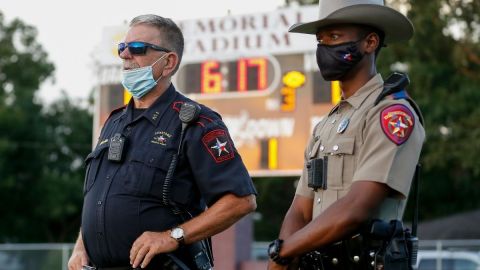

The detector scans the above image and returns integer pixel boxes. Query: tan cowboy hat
[289,0,414,43]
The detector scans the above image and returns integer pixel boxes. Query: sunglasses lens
[128,42,147,55]
[117,43,127,55]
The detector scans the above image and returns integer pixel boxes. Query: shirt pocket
[83,144,108,195]
[122,148,173,197]
[324,137,355,189]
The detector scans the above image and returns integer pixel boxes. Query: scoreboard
[176,56,278,96]
[93,5,339,176]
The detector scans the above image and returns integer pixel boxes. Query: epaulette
[374,72,424,126]
[107,105,127,120]
[171,100,216,128]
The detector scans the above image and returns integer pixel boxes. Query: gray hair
[130,14,184,74]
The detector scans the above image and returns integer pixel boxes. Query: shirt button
[331,119,336,124]
[332,145,339,151]
[319,145,325,152]
[97,200,102,205]
[317,198,321,204]
[149,158,155,163]
[106,175,110,180]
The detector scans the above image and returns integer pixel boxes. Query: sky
[1,0,285,104]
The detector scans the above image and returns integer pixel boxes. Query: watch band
[268,239,292,265]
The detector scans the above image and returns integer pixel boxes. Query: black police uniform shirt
[81,84,257,266]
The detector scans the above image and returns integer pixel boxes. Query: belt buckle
[82,266,96,270]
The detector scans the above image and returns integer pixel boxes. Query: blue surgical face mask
[121,53,168,99]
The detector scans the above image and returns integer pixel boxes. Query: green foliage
[253,177,297,241]
[0,11,92,242]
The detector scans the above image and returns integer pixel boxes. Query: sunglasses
[118,41,171,55]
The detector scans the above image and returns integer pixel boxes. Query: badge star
[389,116,408,137]
[211,138,229,156]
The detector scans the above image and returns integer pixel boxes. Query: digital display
[176,57,277,96]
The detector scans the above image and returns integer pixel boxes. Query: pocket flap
[129,149,172,170]
[324,137,355,155]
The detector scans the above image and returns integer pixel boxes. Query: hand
[68,248,89,270]
[267,260,289,270]
[130,231,179,269]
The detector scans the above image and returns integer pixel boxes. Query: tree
[0,11,92,242]
[254,177,297,241]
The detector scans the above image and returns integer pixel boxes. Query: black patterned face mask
[316,40,364,81]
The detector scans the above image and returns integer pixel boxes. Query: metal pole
[62,244,69,270]
[436,240,442,270]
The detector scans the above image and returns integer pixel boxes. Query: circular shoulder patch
[380,104,415,145]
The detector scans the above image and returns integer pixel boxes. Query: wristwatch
[170,227,185,245]
[268,239,292,265]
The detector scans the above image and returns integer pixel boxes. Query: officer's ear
[162,52,180,77]
[363,32,380,55]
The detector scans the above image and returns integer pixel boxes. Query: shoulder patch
[380,104,415,145]
[202,129,235,163]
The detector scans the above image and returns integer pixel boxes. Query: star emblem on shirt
[158,135,166,144]
[389,117,410,137]
[211,138,229,156]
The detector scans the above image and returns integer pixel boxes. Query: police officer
[267,1,425,269]
[68,14,257,270]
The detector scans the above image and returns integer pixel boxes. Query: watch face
[171,227,184,239]
[268,243,277,256]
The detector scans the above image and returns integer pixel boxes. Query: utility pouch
[307,157,328,190]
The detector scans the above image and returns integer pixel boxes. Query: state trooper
[267,1,425,269]
[68,14,257,270]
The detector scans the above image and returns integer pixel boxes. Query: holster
[158,239,213,270]
[185,238,214,270]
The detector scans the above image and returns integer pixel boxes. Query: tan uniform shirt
[296,74,425,221]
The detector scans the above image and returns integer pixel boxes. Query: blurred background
[1,0,479,269]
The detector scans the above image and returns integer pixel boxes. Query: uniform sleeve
[184,118,257,206]
[352,100,425,197]
[295,135,315,198]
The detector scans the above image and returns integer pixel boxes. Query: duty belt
[82,267,134,270]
